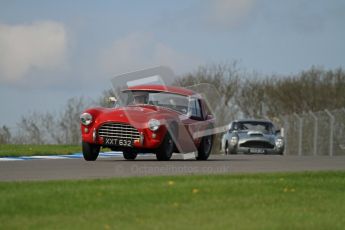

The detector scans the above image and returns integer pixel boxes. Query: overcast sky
[1,0,345,127]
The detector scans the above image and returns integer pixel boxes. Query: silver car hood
[236,130,275,144]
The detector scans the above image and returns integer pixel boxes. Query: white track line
[0,152,123,161]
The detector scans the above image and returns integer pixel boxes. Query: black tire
[229,148,237,155]
[224,142,229,155]
[196,135,213,160]
[123,150,137,160]
[155,131,174,161]
[276,149,284,155]
[82,141,100,161]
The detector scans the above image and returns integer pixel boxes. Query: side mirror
[275,129,281,135]
[186,111,192,118]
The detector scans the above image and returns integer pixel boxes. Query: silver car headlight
[80,113,93,126]
[230,136,239,146]
[148,119,160,131]
[275,138,284,148]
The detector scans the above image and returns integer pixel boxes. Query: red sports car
[80,85,215,161]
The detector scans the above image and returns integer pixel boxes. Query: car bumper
[230,146,284,154]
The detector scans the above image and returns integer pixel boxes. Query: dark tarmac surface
[0,154,344,181]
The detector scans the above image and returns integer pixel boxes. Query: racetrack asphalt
[1,154,344,181]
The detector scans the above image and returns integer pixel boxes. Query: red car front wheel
[123,150,137,160]
[82,141,100,161]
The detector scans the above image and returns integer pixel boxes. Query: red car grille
[98,122,140,140]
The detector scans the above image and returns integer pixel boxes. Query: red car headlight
[148,119,160,131]
[80,113,93,126]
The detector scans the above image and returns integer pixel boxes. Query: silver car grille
[98,122,140,140]
[240,141,274,149]
[249,134,264,137]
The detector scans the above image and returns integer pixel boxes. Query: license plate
[104,138,132,147]
[249,148,265,154]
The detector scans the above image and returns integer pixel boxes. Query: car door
[183,97,210,142]
[176,97,215,152]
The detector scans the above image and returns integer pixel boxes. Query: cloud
[100,33,200,76]
[0,21,67,83]
[206,0,256,28]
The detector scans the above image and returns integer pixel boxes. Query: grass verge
[0,144,82,157]
[0,171,344,229]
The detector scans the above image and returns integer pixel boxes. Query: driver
[132,92,148,104]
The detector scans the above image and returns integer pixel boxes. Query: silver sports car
[221,119,284,155]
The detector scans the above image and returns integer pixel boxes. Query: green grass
[0,171,344,230]
[0,144,82,157]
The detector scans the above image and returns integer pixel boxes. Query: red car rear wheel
[155,132,174,161]
[196,135,213,160]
